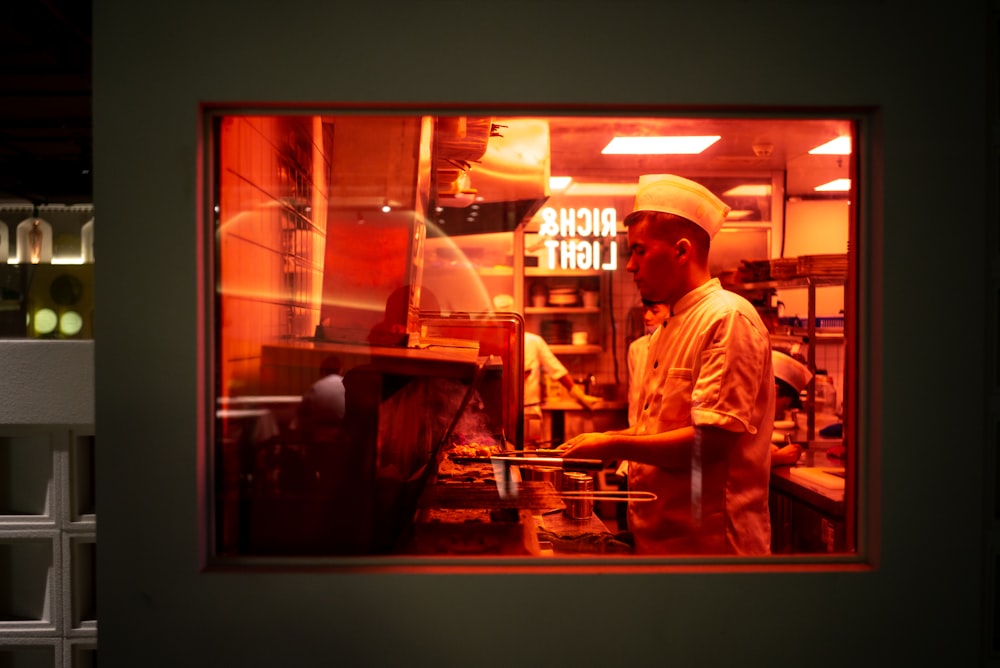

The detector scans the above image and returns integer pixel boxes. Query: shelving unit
[523,271,605,353]
[423,228,617,389]
[0,341,96,668]
[738,274,847,441]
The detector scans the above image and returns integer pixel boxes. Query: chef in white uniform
[492,295,599,445]
[627,300,670,427]
[560,174,774,555]
[522,331,599,445]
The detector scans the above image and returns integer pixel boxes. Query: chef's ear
[675,237,692,261]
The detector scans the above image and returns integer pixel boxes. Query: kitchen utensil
[558,490,656,502]
[518,464,565,491]
[491,455,603,499]
[489,455,604,471]
[562,472,593,519]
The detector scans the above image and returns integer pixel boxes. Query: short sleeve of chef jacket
[689,309,772,434]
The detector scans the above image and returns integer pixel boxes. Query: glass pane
[208,111,860,564]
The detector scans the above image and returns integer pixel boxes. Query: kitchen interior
[213,112,855,561]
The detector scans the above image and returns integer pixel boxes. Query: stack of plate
[547,287,578,306]
[540,320,573,345]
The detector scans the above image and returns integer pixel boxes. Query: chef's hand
[569,385,601,411]
[770,443,802,467]
[558,431,614,462]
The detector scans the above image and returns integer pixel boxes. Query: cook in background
[297,355,346,444]
[614,299,670,478]
[560,174,774,555]
[523,330,601,446]
[627,299,670,427]
[770,350,812,466]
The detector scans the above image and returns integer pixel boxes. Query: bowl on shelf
[547,287,579,306]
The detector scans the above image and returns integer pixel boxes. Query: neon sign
[538,207,618,271]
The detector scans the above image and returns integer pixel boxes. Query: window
[204,109,863,568]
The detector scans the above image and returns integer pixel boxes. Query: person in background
[627,299,670,427]
[559,174,774,555]
[614,299,670,482]
[296,355,346,444]
[770,350,812,466]
[523,330,600,446]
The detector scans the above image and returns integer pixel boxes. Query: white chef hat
[632,174,731,239]
[772,351,812,393]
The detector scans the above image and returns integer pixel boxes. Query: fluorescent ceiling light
[601,135,721,155]
[725,210,755,220]
[723,184,772,197]
[564,182,639,197]
[809,136,851,155]
[549,176,573,191]
[814,178,851,192]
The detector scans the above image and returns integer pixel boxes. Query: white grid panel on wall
[0,425,96,668]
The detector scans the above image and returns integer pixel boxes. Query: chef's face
[642,303,669,332]
[625,217,685,305]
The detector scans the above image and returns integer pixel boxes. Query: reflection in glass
[210,112,858,563]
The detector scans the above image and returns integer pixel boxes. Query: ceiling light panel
[549,176,573,191]
[815,178,851,192]
[723,184,772,197]
[601,135,721,155]
[809,136,851,155]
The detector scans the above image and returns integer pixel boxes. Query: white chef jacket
[629,278,774,555]
[627,333,652,427]
[523,331,569,407]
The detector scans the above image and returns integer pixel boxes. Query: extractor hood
[432,117,551,236]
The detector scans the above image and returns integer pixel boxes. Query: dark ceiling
[0,2,849,207]
[0,0,92,205]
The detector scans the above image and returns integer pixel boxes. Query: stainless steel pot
[518,465,565,491]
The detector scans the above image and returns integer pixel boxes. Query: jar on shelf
[529,282,548,308]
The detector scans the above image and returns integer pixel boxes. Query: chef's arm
[556,373,600,410]
[560,425,736,470]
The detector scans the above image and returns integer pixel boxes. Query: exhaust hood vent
[432,117,551,236]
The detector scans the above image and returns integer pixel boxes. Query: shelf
[424,264,513,277]
[525,268,602,277]
[475,267,513,277]
[738,275,845,290]
[771,330,844,344]
[525,307,599,315]
[547,344,603,354]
